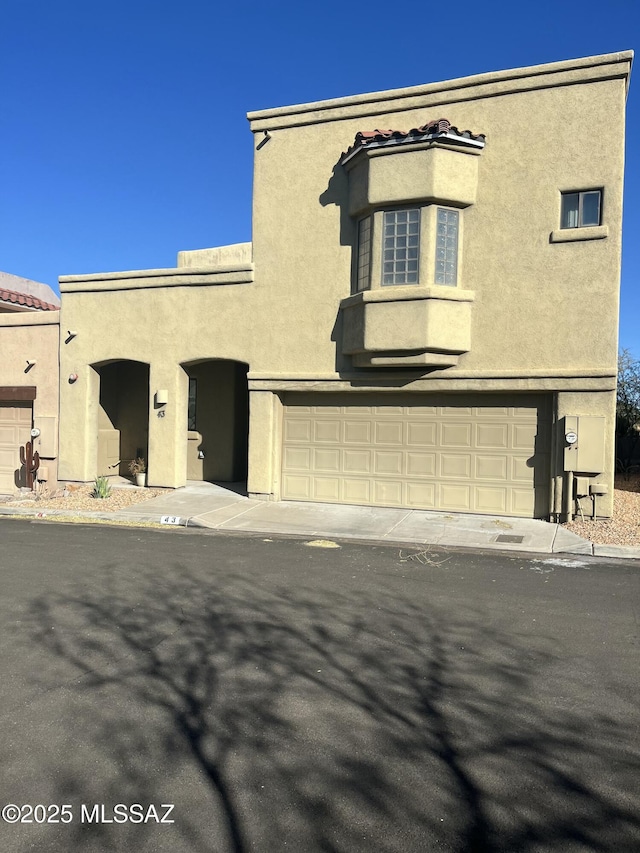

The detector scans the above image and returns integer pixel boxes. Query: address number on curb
[161,516,182,526]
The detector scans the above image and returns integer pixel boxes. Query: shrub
[128,457,146,475]
[92,476,112,499]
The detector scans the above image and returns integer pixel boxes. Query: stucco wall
[0,312,60,487]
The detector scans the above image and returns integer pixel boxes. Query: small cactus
[19,441,40,490]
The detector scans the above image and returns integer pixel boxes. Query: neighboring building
[58,51,632,519]
[0,272,60,493]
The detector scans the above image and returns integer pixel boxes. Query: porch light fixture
[69,373,78,383]
[156,390,169,405]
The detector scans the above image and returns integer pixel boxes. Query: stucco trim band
[248,367,616,380]
[340,286,475,307]
[247,52,633,131]
[0,312,60,328]
[550,225,609,243]
[59,266,254,293]
[248,377,616,393]
[0,386,37,401]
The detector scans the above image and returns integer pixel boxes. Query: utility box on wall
[33,416,58,458]
[563,416,606,473]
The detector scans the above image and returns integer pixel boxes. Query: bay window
[355,205,460,292]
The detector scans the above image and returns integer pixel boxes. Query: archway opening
[95,360,150,478]
[182,360,249,483]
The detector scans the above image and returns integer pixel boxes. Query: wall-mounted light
[68,373,78,383]
[256,130,272,150]
[155,389,169,405]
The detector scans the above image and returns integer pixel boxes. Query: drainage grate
[495,534,524,543]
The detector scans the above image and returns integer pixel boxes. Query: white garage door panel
[281,394,551,518]
[0,403,32,493]
[407,481,436,507]
[345,479,370,502]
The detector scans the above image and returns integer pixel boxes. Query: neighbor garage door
[0,403,32,493]
[281,393,551,518]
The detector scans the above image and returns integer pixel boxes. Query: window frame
[560,189,603,229]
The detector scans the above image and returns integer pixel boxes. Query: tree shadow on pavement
[13,553,640,853]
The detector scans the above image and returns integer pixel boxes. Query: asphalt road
[0,519,639,853]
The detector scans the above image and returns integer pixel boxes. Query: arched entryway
[182,360,248,483]
[94,360,150,478]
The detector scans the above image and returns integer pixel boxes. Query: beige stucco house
[0,272,60,493]
[58,51,632,520]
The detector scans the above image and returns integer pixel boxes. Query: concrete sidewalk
[3,481,638,559]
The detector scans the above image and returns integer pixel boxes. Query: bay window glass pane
[434,208,459,286]
[356,216,372,291]
[382,209,420,285]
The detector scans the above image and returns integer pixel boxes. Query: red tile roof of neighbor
[341,118,486,163]
[0,287,60,312]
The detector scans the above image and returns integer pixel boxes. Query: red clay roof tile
[0,287,60,312]
[341,118,485,163]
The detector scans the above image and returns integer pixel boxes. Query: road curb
[0,506,167,526]
[1,505,639,560]
[592,543,640,560]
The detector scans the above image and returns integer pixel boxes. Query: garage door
[281,393,551,518]
[0,403,32,493]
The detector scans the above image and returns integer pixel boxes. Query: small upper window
[561,190,602,229]
[382,209,420,286]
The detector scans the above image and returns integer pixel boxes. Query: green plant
[128,457,146,476]
[616,349,640,474]
[92,476,112,499]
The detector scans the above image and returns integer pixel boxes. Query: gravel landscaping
[0,483,171,513]
[562,475,640,547]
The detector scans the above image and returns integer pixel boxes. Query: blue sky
[2,1,638,350]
